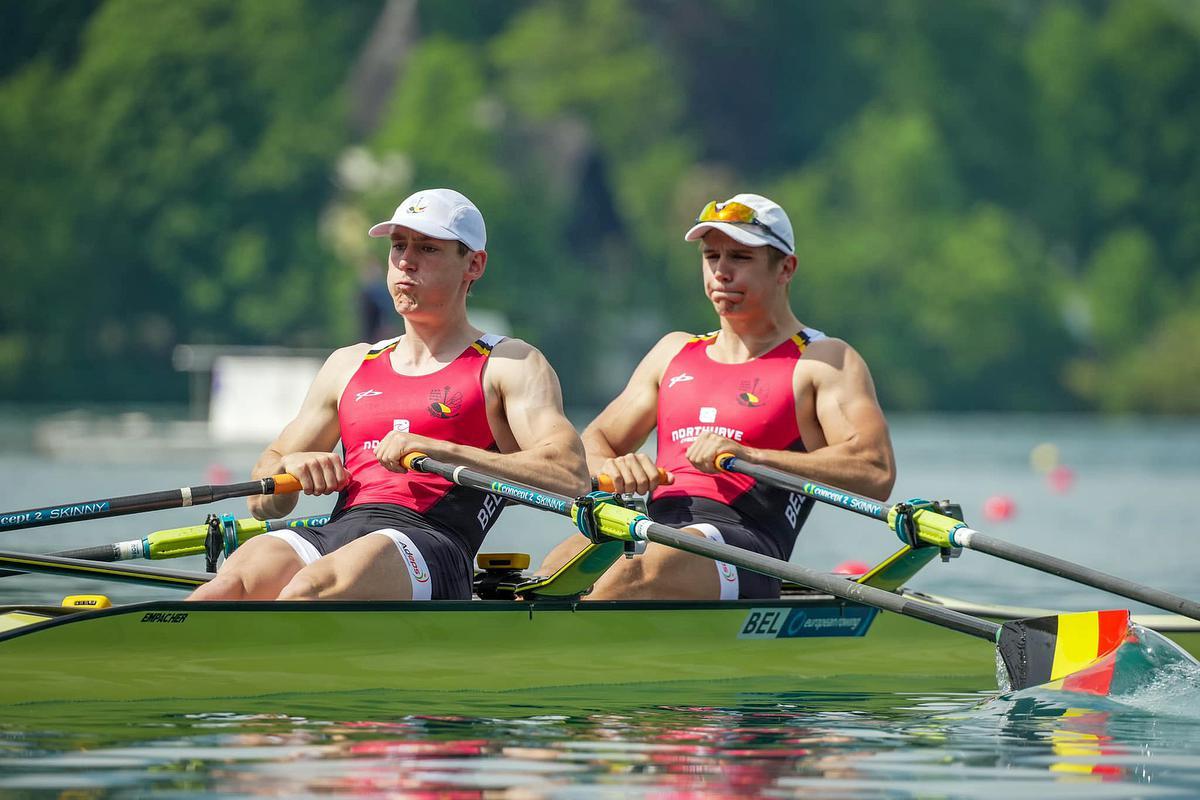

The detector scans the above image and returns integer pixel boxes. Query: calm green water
[1,413,1199,797]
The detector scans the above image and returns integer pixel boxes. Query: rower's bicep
[493,345,577,451]
[812,345,891,450]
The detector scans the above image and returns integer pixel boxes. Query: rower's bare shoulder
[639,331,694,377]
[322,342,373,377]
[306,342,373,401]
[487,338,558,385]
[799,336,865,371]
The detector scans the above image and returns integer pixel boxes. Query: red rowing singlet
[651,328,826,548]
[336,334,507,549]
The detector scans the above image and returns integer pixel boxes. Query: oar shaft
[720,454,1200,623]
[959,530,1200,620]
[717,456,889,522]
[0,475,301,533]
[405,454,999,642]
[637,520,999,640]
[0,550,212,589]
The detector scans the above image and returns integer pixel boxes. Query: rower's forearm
[248,448,300,519]
[429,441,590,497]
[740,445,896,501]
[581,430,621,475]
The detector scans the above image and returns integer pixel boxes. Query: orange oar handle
[595,468,670,493]
[714,452,738,471]
[269,474,303,494]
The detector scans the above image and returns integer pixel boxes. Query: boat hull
[1,597,1004,706]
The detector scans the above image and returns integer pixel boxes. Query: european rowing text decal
[737,605,876,639]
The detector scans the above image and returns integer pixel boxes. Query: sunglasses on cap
[696,200,791,252]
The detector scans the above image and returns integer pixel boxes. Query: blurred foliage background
[1,0,1198,413]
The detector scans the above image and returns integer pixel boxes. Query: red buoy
[983,494,1016,522]
[1047,464,1075,494]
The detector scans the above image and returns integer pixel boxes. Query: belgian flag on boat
[998,609,1131,694]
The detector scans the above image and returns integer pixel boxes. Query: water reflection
[1,687,1198,797]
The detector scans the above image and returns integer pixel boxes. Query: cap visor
[683,221,775,249]
[368,219,465,243]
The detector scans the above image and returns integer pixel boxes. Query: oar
[714,454,1200,622]
[0,474,302,533]
[401,453,1153,693]
[51,514,330,563]
[0,550,212,589]
[0,514,330,581]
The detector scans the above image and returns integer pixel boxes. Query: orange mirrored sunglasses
[695,200,790,251]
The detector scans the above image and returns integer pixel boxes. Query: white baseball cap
[683,193,794,255]
[368,188,486,251]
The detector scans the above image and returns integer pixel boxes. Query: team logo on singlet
[428,386,463,419]
[737,378,768,408]
[393,419,410,432]
[355,388,383,402]
[667,372,694,389]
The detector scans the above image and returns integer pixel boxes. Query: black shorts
[266,504,474,600]
[648,496,788,600]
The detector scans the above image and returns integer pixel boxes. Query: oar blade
[996,609,1199,695]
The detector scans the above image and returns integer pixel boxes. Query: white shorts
[262,527,434,601]
[689,523,740,601]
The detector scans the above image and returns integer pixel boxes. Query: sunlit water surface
[1,413,1198,797]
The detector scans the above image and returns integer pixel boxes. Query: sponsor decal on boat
[140,612,189,624]
[737,605,877,639]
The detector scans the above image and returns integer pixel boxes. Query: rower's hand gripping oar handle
[268,474,302,494]
[594,469,670,494]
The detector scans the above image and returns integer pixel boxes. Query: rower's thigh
[190,535,304,600]
[282,533,414,601]
[589,527,719,600]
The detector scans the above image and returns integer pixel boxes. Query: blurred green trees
[2,0,1197,413]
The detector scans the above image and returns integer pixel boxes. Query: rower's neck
[710,312,805,362]
[391,312,482,373]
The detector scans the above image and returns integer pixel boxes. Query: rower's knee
[187,574,248,601]
[277,568,335,601]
